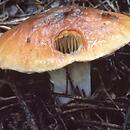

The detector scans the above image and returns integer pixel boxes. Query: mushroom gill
[54,31,83,54]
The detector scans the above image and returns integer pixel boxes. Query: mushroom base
[49,62,91,104]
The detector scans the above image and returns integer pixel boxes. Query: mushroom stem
[48,62,91,104]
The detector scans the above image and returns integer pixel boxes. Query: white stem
[48,62,91,103]
[69,62,91,96]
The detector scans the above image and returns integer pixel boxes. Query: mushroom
[0,6,130,103]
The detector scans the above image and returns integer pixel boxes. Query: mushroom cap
[0,6,130,73]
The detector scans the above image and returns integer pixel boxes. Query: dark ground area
[0,0,130,130]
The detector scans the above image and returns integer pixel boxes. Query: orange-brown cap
[0,6,130,73]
